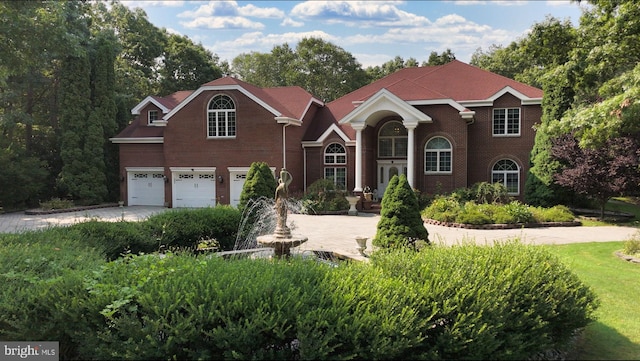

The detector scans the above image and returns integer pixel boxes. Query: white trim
[227,166,276,174]
[407,98,466,112]
[170,167,216,173]
[109,137,164,144]
[339,88,432,126]
[165,85,282,120]
[276,117,302,126]
[300,97,324,119]
[458,86,542,107]
[126,167,164,172]
[131,96,170,115]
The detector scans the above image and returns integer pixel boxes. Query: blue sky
[121,0,587,68]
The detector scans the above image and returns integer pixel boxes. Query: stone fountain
[256,169,308,258]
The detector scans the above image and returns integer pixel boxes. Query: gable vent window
[207,95,236,138]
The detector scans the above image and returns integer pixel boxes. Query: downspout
[282,123,290,170]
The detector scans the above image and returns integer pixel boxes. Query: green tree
[159,32,222,95]
[423,48,456,66]
[293,37,369,101]
[238,162,277,212]
[373,174,429,249]
[91,30,119,201]
[231,38,368,101]
[365,56,418,82]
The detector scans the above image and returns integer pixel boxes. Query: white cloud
[121,0,187,8]
[239,3,285,18]
[290,1,430,27]
[178,1,284,30]
[211,30,338,60]
[181,16,265,30]
[281,18,305,28]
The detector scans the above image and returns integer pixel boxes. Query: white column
[405,123,417,189]
[353,124,365,192]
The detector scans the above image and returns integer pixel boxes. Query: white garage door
[229,171,247,207]
[172,172,216,208]
[228,166,276,207]
[127,171,165,206]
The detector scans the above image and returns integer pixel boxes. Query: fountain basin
[345,195,360,216]
[256,234,308,258]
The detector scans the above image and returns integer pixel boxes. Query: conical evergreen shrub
[238,162,277,211]
[373,174,429,249]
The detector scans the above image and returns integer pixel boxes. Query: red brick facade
[111,61,542,207]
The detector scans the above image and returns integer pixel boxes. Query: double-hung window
[493,108,520,136]
[207,95,236,138]
[324,143,347,190]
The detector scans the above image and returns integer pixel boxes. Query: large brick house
[110,60,542,208]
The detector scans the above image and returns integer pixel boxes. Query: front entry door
[377,160,407,200]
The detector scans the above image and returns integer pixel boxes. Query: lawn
[544,241,640,360]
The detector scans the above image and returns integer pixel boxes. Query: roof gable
[165,77,323,122]
[326,60,543,125]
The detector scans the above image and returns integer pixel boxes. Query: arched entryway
[376,121,407,196]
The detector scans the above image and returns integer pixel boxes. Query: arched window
[207,95,236,138]
[492,159,520,194]
[378,121,407,158]
[324,143,347,189]
[424,137,452,173]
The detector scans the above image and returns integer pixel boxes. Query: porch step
[360,202,381,214]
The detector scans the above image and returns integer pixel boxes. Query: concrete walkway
[0,206,637,258]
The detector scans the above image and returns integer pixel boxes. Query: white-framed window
[492,159,520,195]
[493,108,520,136]
[148,110,158,125]
[378,121,407,158]
[324,167,346,190]
[324,143,346,165]
[324,143,347,189]
[207,95,236,138]
[424,136,452,174]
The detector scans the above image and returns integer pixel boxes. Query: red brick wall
[161,89,308,205]
[414,104,469,195]
[466,94,538,200]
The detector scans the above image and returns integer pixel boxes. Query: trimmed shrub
[455,202,492,225]
[0,229,105,357]
[301,178,349,213]
[493,201,535,224]
[531,205,576,223]
[238,162,277,212]
[374,174,429,249]
[369,242,599,360]
[423,195,575,225]
[145,206,241,251]
[67,220,157,260]
[421,195,462,222]
[0,237,599,360]
[623,230,640,256]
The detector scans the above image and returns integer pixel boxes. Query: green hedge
[0,239,598,360]
[423,197,576,225]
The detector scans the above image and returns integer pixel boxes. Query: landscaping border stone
[423,218,582,229]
